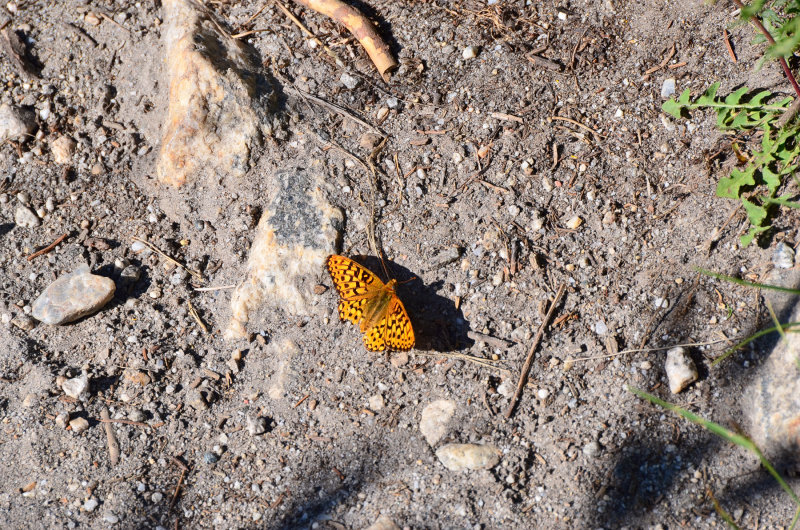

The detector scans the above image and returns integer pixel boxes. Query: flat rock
[226,168,343,339]
[0,103,36,143]
[436,443,500,472]
[31,265,116,325]
[420,399,456,446]
[157,0,274,187]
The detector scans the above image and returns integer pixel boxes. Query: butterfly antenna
[398,276,417,285]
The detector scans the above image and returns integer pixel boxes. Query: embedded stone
[31,265,116,325]
[420,399,456,446]
[225,168,342,339]
[435,443,500,471]
[157,0,274,187]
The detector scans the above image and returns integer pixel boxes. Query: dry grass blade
[131,236,204,282]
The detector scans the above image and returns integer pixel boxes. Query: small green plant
[662,1,800,246]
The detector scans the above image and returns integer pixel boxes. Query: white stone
[665,347,698,393]
[462,46,479,60]
[661,78,676,98]
[62,371,89,399]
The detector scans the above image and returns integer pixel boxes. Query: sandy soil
[0,0,798,528]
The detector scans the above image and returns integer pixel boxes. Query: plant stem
[730,0,800,100]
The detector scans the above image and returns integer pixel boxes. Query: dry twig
[100,408,120,466]
[131,236,203,282]
[505,283,567,418]
[27,233,68,261]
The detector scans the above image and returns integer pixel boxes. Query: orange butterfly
[325,255,415,352]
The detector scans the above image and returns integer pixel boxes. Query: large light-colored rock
[745,267,800,458]
[225,168,342,339]
[157,0,274,187]
[32,265,116,325]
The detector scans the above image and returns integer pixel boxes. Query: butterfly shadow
[354,255,473,353]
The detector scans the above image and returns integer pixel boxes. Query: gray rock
[745,268,800,458]
[420,399,456,446]
[436,443,500,471]
[83,498,99,512]
[665,347,698,393]
[226,170,343,338]
[14,205,40,228]
[32,265,116,324]
[0,103,36,142]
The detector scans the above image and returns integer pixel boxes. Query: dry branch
[291,0,397,81]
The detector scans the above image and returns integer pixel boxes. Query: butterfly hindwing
[385,299,415,351]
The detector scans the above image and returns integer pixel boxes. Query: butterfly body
[326,255,415,352]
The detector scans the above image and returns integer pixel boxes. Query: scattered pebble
[496,380,514,399]
[368,394,385,412]
[246,415,267,436]
[773,242,796,269]
[462,46,479,60]
[83,498,99,512]
[50,135,77,164]
[537,388,550,400]
[69,417,90,433]
[55,412,69,428]
[186,388,208,410]
[435,443,500,471]
[14,206,41,228]
[11,315,36,331]
[565,216,583,230]
[661,78,676,98]
[665,347,698,393]
[32,265,116,325]
[62,371,89,399]
[583,441,601,457]
[340,73,359,89]
[365,515,401,530]
[420,399,456,446]
[203,452,219,464]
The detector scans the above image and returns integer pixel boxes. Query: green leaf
[717,167,756,198]
[661,98,684,120]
